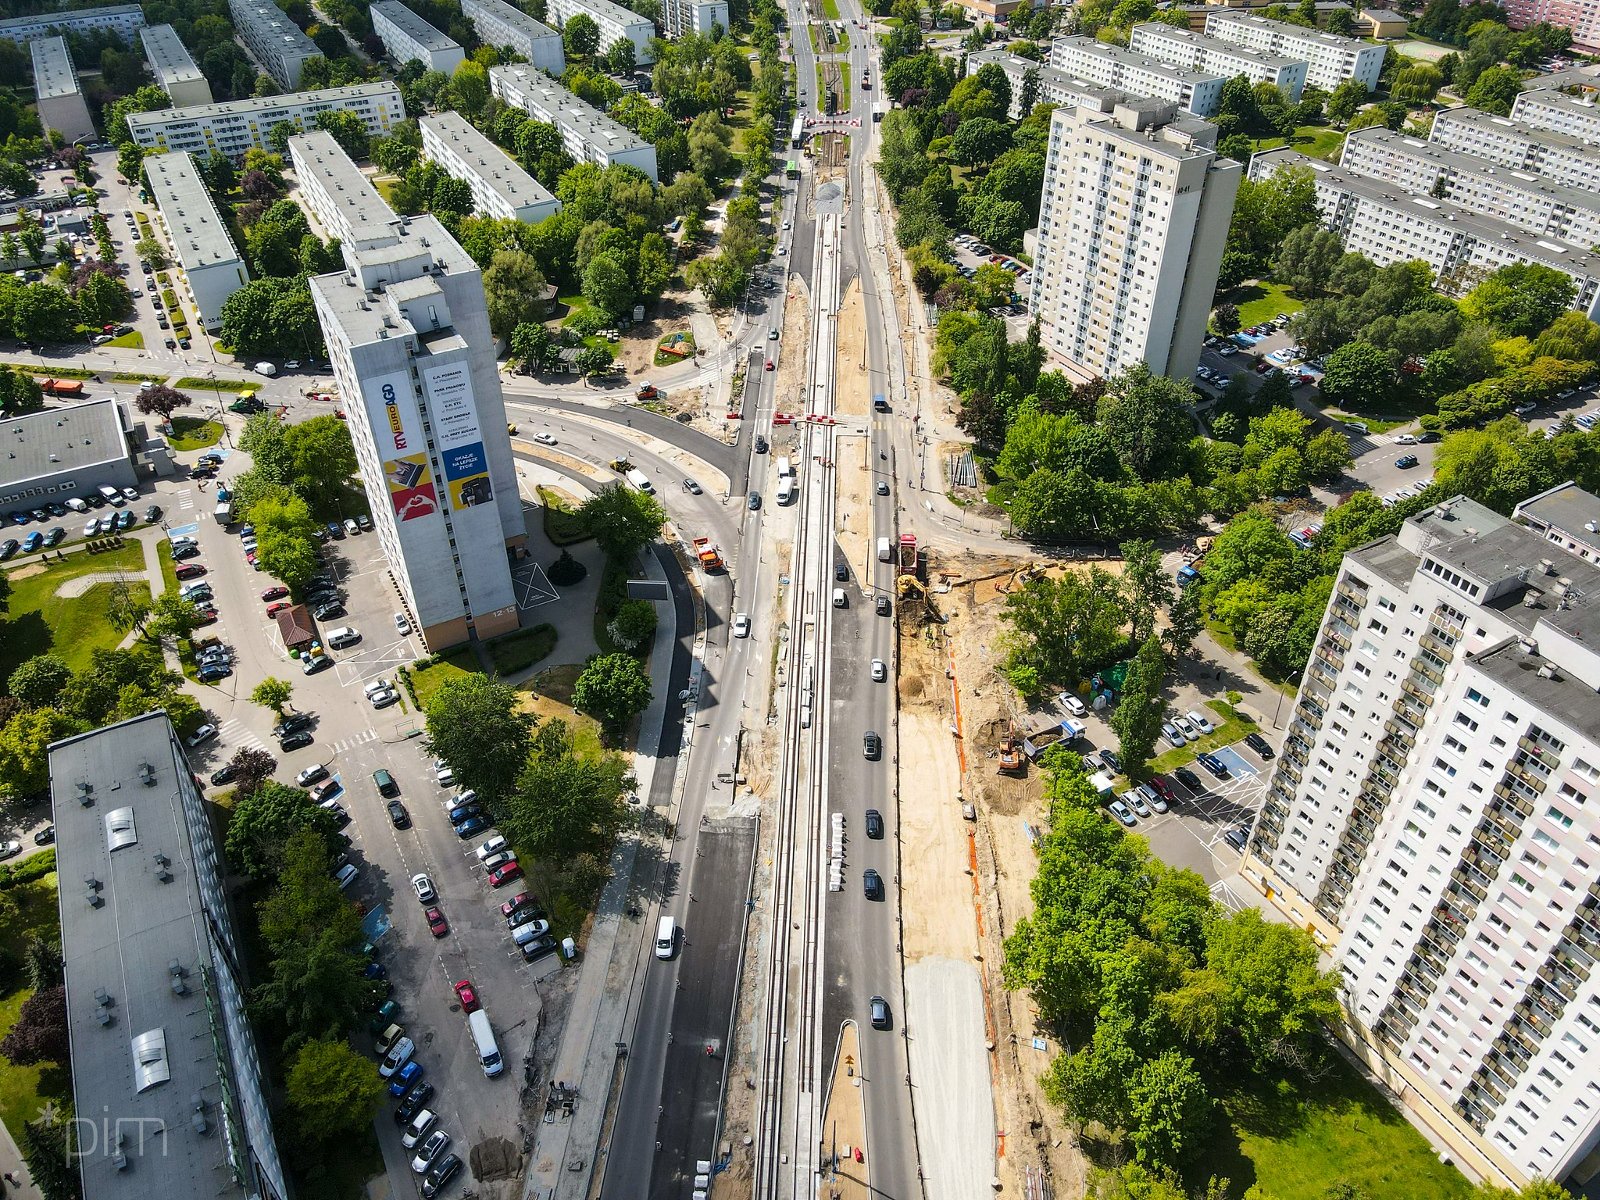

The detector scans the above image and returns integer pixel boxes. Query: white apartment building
[32,37,93,144]
[295,135,525,650]
[1203,11,1385,90]
[1251,148,1600,321]
[1129,22,1308,101]
[126,83,405,161]
[965,49,1133,120]
[1430,106,1600,195]
[1048,36,1226,116]
[229,0,321,89]
[289,130,389,245]
[663,0,728,36]
[1512,88,1600,146]
[1243,488,1600,1193]
[419,112,561,225]
[1029,100,1240,382]
[489,65,658,180]
[546,0,656,63]
[460,0,565,76]
[1340,127,1600,251]
[145,153,249,330]
[140,24,213,108]
[0,4,143,46]
[370,0,464,73]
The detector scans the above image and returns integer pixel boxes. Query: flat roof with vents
[419,110,558,212]
[145,152,246,269]
[371,0,460,52]
[48,711,287,1200]
[125,81,403,134]
[0,395,129,489]
[31,36,81,100]
[139,23,205,86]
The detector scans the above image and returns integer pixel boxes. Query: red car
[452,980,479,1012]
[426,907,449,938]
[266,601,290,616]
[1148,775,1175,803]
[195,608,218,626]
[261,585,289,601]
[175,564,207,579]
[765,360,775,371]
[488,862,522,888]
[499,891,533,918]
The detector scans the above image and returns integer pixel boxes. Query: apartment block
[32,36,93,144]
[145,153,249,329]
[1430,106,1600,194]
[460,0,565,75]
[489,65,657,180]
[966,48,1133,119]
[1029,100,1240,382]
[1340,126,1600,250]
[1048,36,1226,116]
[0,3,143,46]
[370,0,465,73]
[1242,487,1600,1192]
[1176,2,1407,38]
[50,711,288,1200]
[1513,88,1600,145]
[1504,0,1600,52]
[1129,22,1308,101]
[546,0,656,63]
[140,24,213,108]
[1251,148,1600,321]
[663,0,728,35]
[126,83,405,161]
[229,0,321,89]
[419,112,561,225]
[295,133,524,649]
[1204,11,1385,90]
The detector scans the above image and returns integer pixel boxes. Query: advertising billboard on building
[423,361,494,510]
[362,370,438,522]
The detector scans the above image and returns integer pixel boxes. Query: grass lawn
[1224,280,1304,328]
[167,416,222,450]
[407,647,480,708]
[106,330,144,348]
[654,331,696,367]
[1147,699,1260,775]
[487,624,558,675]
[156,538,178,594]
[821,0,839,16]
[175,375,255,392]
[557,292,602,330]
[1199,1052,1472,1200]
[0,873,72,1139]
[520,664,605,761]
[112,371,166,383]
[536,485,591,545]
[1251,125,1345,163]
[0,543,148,681]
[4,363,94,379]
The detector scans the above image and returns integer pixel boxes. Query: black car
[863,731,881,760]
[273,713,314,737]
[862,868,883,900]
[835,562,848,581]
[394,1081,434,1125]
[754,436,768,453]
[875,595,890,616]
[172,543,201,560]
[1244,732,1276,760]
[188,465,216,479]
[387,799,409,828]
[144,504,162,522]
[0,540,18,561]
[521,933,560,963]
[279,730,314,752]
[313,602,346,621]
[33,824,54,846]
[421,1153,462,1199]
[210,764,238,786]
[1100,748,1122,773]
[85,493,106,508]
[865,808,883,838]
[1173,766,1203,792]
[43,526,64,546]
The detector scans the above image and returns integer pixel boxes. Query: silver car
[1161,721,1187,748]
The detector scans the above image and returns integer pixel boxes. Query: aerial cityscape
[2,0,1600,1198]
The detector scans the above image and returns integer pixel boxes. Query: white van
[98,484,125,506]
[253,361,278,377]
[776,477,795,505]
[334,863,359,890]
[467,1009,504,1077]
[876,536,891,562]
[64,497,88,513]
[655,915,676,959]
[832,588,846,608]
[775,455,794,479]
[326,626,361,649]
[624,468,654,494]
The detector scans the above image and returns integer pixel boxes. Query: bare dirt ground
[777,272,814,417]
[835,434,871,580]
[897,551,1095,1199]
[834,280,869,420]
[818,1022,871,1199]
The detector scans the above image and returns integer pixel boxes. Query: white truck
[468,1009,503,1077]
[624,468,654,494]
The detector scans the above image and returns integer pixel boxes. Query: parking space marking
[334,639,416,687]
[333,730,379,754]
[513,562,559,609]
[168,521,199,537]
[1208,745,1258,777]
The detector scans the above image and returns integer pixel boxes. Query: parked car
[488,862,522,888]
[279,730,313,752]
[380,1038,416,1079]
[297,764,329,787]
[184,724,218,750]
[1174,767,1203,791]
[1244,731,1276,760]
[1196,751,1230,779]
[1106,799,1137,827]
[1186,710,1215,735]
[452,979,480,1012]
[426,907,449,937]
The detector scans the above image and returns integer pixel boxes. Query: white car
[1186,710,1215,735]
[395,612,411,635]
[364,677,390,698]
[1173,714,1197,738]
[480,850,516,874]
[1392,433,1417,445]
[370,686,399,709]
[871,658,886,682]
[411,1129,450,1175]
[120,487,138,501]
[400,1108,436,1148]
[1056,691,1087,718]
[435,761,455,787]
[533,432,557,446]
[411,873,437,903]
[1161,721,1187,748]
[184,724,218,749]
[475,835,508,861]
[732,613,751,638]
[380,1038,416,1079]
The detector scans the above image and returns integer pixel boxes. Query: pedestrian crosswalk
[177,489,194,511]
[219,718,269,755]
[331,729,379,754]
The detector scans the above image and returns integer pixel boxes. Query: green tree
[0,708,86,801]
[606,598,658,650]
[1271,224,1344,298]
[578,483,666,558]
[1326,78,1368,126]
[581,252,633,319]
[511,321,555,370]
[1211,303,1240,336]
[1163,584,1203,660]
[1464,64,1523,114]
[1120,539,1172,644]
[135,236,168,267]
[1125,1052,1214,1172]
[501,721,632,863]
[225,747,278,799]
[225,782,339,878]
[1318,340,1394,411]
[314,109,370,159]
[8,654,72,709]
[146,589,204,642]
[0,985,67,1066]
[572,653,653,729]
[251,676,294,716]
[1205,907,1341,1063]
[483,249,550,337]
[1109,634,1167,773]
[1096,364,1195,482]
[564,11,601,56]
[451,60,490,114]
[285,1038,387,1142]
[75,271,129,326]
[12,283,78,344]
[1002,566,1129,688]
[423,675,536,806]
[1463,262,1578,339]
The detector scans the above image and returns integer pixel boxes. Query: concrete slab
[905,958,993,1200]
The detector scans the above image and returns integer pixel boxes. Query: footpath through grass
[0,543,148,680]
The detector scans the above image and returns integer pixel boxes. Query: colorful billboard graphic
[360,371,438,523]
[443,441,492,508]
[422,361,493,510]
[386,453,438,521]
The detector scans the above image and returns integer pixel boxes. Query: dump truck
[897,533,918,576]
[636,384,659,401]
[40,378,84,396]
[692,537,724,572]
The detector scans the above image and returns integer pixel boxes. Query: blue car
[447,801,479,824]
[21,532,41,552]
[453,815,488,838]
[1197,751,1230,779]
[387,1060,423,1098]
[197,663,232,682]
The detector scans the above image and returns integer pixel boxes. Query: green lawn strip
[836,26,850,50]
[156,538,178,594]
[557,292,602,330]
[1146,699,1260,776]
[407,650,478,708]
[487,624,558,675]
[167,416,222,451]
[593,555,634,656]
[1323,408,1410,434]
[1204,1053,1473,1200]
[0,543,149,678]
[112,371,167,383]
[3,363,94,379]
[808,24,821,53]
[106,331,144,348]
[1224,280,1304,327]
[174,375,255,392]
[536,487,592,547]
[0,872,72,1139]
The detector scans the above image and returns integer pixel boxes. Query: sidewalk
[0,1117,44,1200]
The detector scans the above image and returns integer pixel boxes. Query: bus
[790,114,804,148]
[785,159,799,178]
